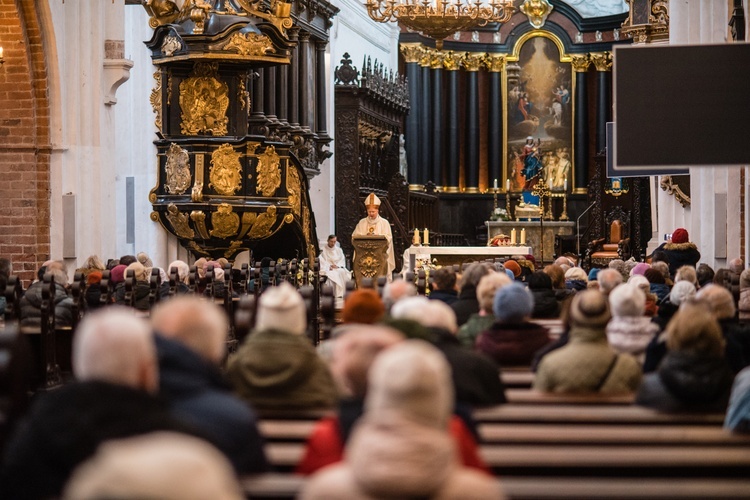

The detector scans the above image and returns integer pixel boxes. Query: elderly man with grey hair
[381,278,418,312]
[451,263,494,327]
[391,297,506,408]
[0,308,193,500]
[151,296,268,474]
[597,268,624,296]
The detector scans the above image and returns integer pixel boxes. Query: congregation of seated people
[3,234,750,498]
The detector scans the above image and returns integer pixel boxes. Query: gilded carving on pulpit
[256,146,281,196]
[190,210,210,239]
[166,203,195,239]
[239,211,258,238]
[220,32,274,56]
[161,34,182,56]
[237,74,250,111]
[210,203,240,238]
[287,165,301,218]
[506,34,573,202]
[520,0,553,29]
[359,255,381,278]
[247,205,278,239]
[164,143,191,194]
[225,241,243,259]
[150,71,162,132]
[179,63,229,136]
[209,144,243,195]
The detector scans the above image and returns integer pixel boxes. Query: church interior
[2,0,750,498]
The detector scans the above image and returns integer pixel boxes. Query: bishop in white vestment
[352,193,395,280]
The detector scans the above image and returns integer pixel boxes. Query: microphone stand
[577,202,597,259]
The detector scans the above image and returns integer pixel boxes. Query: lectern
[352,235,388,288]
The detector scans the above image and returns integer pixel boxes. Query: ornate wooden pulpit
[352,235,388,287]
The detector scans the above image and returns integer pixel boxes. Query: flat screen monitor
[613,43,750,169]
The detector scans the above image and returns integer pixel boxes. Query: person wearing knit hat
[534,290,642,394]
[226,282,337,411]
[606,284,660,363]
[651,227,701,277]
[114,262,151,311]
[475,283,550,366]
[527,271,560,319]
[564,266,588,291]
[110,264,127,285]
[352,193,395,280]
[85,271,104,310]
[644,268,670,302]
[503,259,521,279]
[341,289,385,324]
[630,262,650,277]
[301,340,503,500]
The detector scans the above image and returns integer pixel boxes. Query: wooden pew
[505,388,635,405]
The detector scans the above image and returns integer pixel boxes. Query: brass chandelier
[365,0,516,49]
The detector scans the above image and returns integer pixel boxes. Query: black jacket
[428,289,458,306]
[530,289,560,319]
[450,286,480,327]
[18,281,74,328]
[653,241,701,277]
[155,335,268,473]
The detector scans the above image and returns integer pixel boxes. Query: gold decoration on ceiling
[286,165,301,218]
[238,211,258,238]
[256,145,282,196]
[192,153,205,202]
[164,143,192,195]
[365,0,516,50]
[150,71,162,133]
[221,32,274,57]
[210,203,241,238]
[520,0,553,29]
[590,52,613,72]
[165,203,195,239]
[209,144,243,195]
[483,54,506,73]
[179,62,229,136]
[399,43,424,64]
[461,52,485,72]
[570,54,591,73]
[190,210,211,239]
[247,205,278,239]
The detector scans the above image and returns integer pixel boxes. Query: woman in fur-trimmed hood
[652,228,701,277]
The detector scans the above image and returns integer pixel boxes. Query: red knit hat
[342,289,385,324]
[87,271,102,286]
[671,228,689,244]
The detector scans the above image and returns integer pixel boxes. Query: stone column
[298,32,313,131]
[401,43,422,188]
[430,50,446,187]
[462,52,484,193]
[590,52,612,153]
[444,52,461,192]
[289,28,300,127]
[485,54,505,190]
[419,49,432,188]
[315,40,328,136]
[571,54,590,193]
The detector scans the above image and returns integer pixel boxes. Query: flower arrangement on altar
[490,206,511,221]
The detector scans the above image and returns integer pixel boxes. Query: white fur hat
[670,280,696,306]
[256,282,307,335]
[364,193,381,208]
[609,283,645,317]
[365,340,453,429]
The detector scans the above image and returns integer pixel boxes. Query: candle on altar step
[564,178,568,191]
[494,178,498,189]
[413,228,420,245]
[510,229,516,245]
[506,178,511,191]
[423,228,429,245]
[520,228,526,245]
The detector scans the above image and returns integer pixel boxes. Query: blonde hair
[666,300,725,356]
[476,272,512,313]
[695,283,736,320]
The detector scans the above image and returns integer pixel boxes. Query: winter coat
[113,280,151,311]
[430,328,507,407]
[300,414,503,500]
[565,279,587,292]
[739,288,750,323]
[534,325,642,394]
[530,288,560,318]
[476,321,551,367]
[450,286,480,327]
[457,313,495,349]
[725,366,750,432]
[0,381,195,500]
[636,352,733,413]
[649,283,671,303]
[606,316,660,363]
[155,335,268,473]
[226,328,337,411]
[18,281,74,328]
[653,241,701,277]
[652,298,679,331]
[429,289,459,306]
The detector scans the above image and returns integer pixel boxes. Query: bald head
[151,296,230,364]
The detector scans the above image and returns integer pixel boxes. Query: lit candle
[423,228,429,245]
[520,228,526,245]
[506,178,510,191]
[510,229,516,245]
[413,228,420,245]
[564,178,568,191]
[549,177,553,189]
[0,47,3,59]
[494,178,498,190]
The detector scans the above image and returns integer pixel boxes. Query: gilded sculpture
[165,203,195,239]
[210,203,241,238]
[192,153,205,202]
[256,145,282,196]
[221,32,274,57]
[190,210,211,239]
[164,143,192,194]
[286,165,301,218]
[239,211,258,238]
[209,143,243,195]
[161,34,182,56]
[520,0,553,29]
[238,74,250,111]
[150,71,162,132]
[247,205,278,239]
[179,63,230,136]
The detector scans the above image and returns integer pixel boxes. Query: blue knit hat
[493,283,534,322]
[588,268,600,281]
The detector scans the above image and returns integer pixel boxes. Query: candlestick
[423,228,429,246]
[560,192,570,221]
[564,178,568,192]
[520,228,526,245]
[548,177,553,190]
[510,229,516,245]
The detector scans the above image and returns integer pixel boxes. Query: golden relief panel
[150,71,162,132]
[286,165,301,218]
[247,205,278,239]
[164,143,191,194]
[192,153,205,202]
[256,145,281,196]
[239,211,258,238]
[225,240,243,259]
[209,144,243,195]
[179,62,229,136]
[165,203,195,239]
[221,32,274,57]
[190,210,211,239]
[210,203,240,238]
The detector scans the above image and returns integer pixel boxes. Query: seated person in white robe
[352,193,395,280]
[319,235,351,298]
